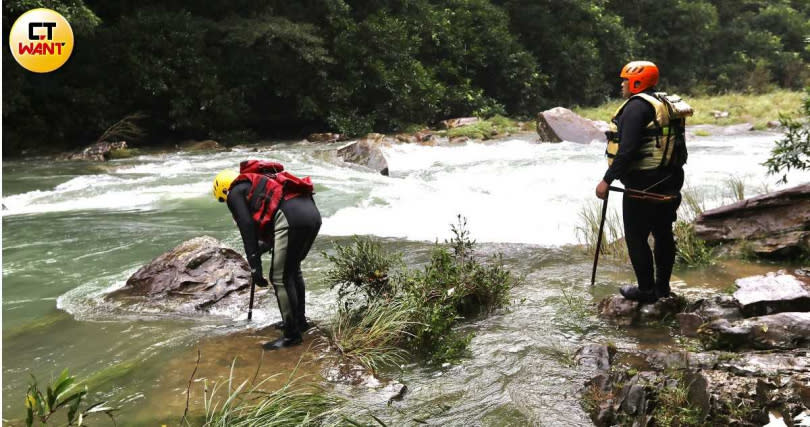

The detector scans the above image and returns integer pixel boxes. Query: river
[3,131,808,425]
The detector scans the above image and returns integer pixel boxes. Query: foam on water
[4,133,809,246]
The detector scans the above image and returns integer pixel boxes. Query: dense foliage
[4,0,810,154]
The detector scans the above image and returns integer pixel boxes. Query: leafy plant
[764,88,810,183]
[24,369,115,426]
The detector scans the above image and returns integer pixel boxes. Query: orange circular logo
[9,8,74,73]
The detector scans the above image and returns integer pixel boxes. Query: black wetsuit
[228,181,321,339]
[603,91,684,297]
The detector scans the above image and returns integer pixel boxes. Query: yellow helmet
[212,169,239,203]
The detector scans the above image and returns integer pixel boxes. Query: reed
[576,200,627,260]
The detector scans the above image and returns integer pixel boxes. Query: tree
[764,88,810,183]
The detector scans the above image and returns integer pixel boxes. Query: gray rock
[695,183,810,257]
[677,313,705,337]
[108,236,251,311]
[685,371,711,418]
[336,135,390,176]
[598,295,639,325]
[688,295,743,322]
[536,107,606,143]
[63,141,128,161]
[699,312,810,351]
[733,272,810,317]
[621,384,646,415]
[575,344,612,371]
[180,139,223,152]
[645,351,689,370]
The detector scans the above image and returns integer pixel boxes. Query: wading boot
[262,335,303,351]
[619,285,658,304]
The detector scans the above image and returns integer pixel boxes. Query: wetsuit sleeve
[603,98,655,183]
[226,181,262,273]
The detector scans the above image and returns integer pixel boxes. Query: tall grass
[725,176,746,202]
[202,360,342,427]
[576,200,627,260]
[316,300,413,374]
[678,186,706,223]
[573,90,804,129]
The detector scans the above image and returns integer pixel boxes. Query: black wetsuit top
[603,90,683,195]
[227,181,322,274]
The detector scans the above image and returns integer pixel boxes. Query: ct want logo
[9,8,74,73]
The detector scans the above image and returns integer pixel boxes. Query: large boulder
[598,294,686,325]
[108,236,251,312]
[536,107,606,143]
[63,141,128,161]
[336,134,390,176]
[694,183,810,257]
[733,272,810,317]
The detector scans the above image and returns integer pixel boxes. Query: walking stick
[590,192,609,286]
[247,276,256,321]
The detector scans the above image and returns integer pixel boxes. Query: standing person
[213,160,321,350]
[594,61,688,303]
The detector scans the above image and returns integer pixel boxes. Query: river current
[3,131,808,425]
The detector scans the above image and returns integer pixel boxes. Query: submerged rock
[597,294,685,325]
[698,312,810,351]
[307,132,341,143]
[108,236,251,312]
[441,117,479,129]
[336,134,390,176]
[695,183,810,257]
[536,107,605,143]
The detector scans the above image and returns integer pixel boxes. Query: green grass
[444,115,520,140]
[316,300,413,374]
[573,89,804,129]
[576,200,627,260]
[202,360,343,427]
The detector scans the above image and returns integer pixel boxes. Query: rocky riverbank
[582,269,810,426]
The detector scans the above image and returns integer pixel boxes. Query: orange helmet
[620,61,659,94]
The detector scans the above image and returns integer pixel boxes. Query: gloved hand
[252,269,269,287]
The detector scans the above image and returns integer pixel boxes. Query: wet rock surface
[733,272,810,316]
[698,312,810,351]
[580,348,810,426]
[62,141,128,161]
[536,107,606,143]
[695,183,810,258]
[598,294,686,325]
[336,134,390,176]
[108,236,251,312]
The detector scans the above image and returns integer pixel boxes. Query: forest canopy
[3,0,809,154]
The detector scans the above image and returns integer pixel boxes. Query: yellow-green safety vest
[605,92,686,171]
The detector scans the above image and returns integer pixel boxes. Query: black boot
[262,335,303,351]
[654,282,671,299]
[619,285,658,303]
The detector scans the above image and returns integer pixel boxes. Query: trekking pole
[247,275,256,321]
[590,192,609,286]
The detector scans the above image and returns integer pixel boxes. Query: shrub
[322,236,402,311]
[764,88,810,183]
[321,216,516,365]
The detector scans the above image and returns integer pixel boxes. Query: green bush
[321,216,516,366]
[323,236,402,311]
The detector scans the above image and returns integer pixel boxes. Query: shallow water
[3,132,808,425]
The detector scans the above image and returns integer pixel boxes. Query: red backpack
[232,160,314,240]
